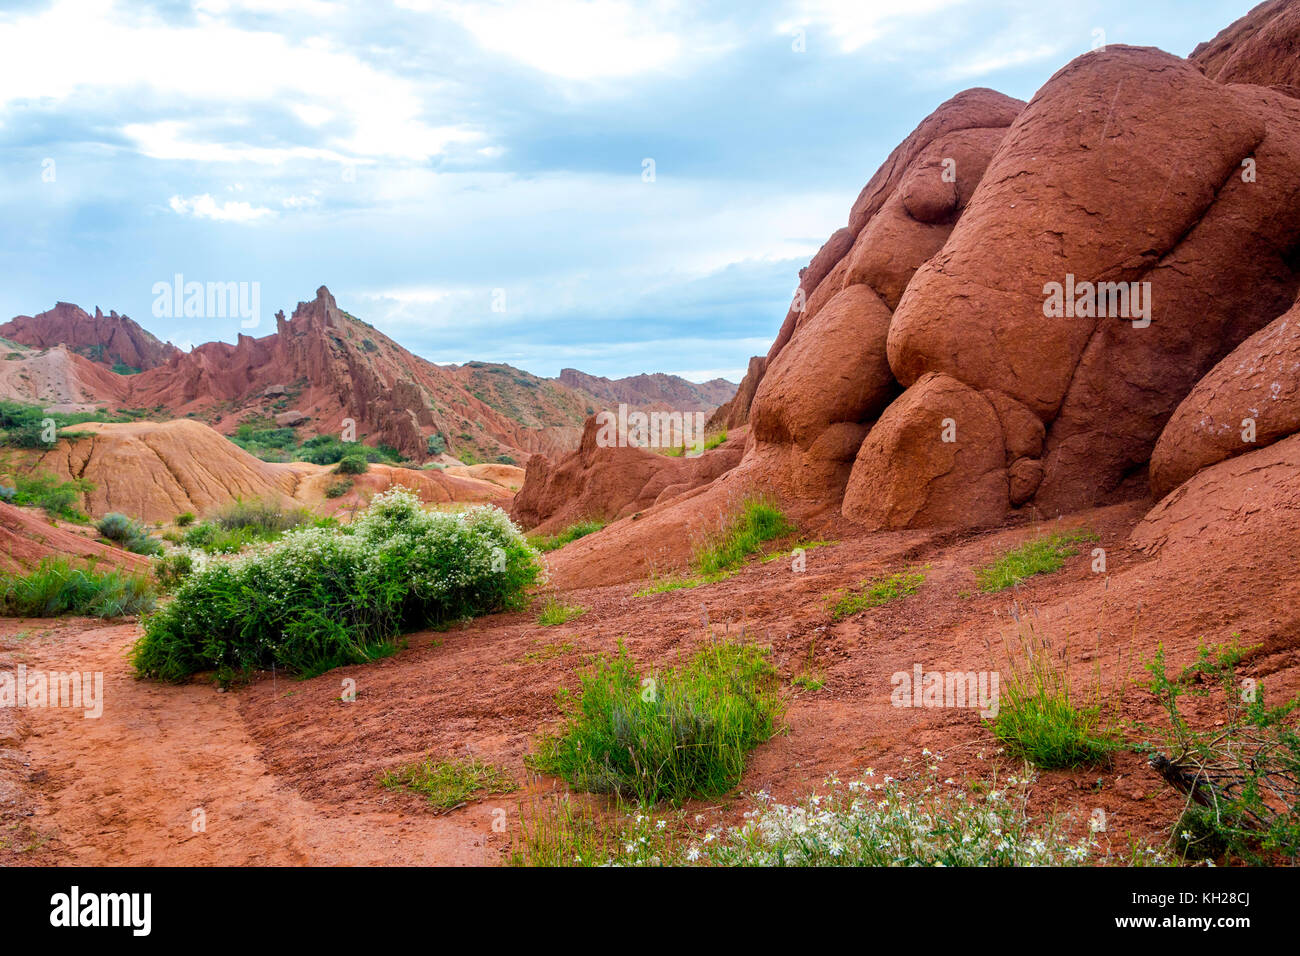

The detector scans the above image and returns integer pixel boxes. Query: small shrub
[691,496,793,577]
[990,622,1119,769]
[133,488,542,681]
[537,596,585,626]
[380,756,517,811]
[6,472,91,522]
[212,497,309,534]
[324,478,353,499]
[0,558,155,618]
[426,434,446,456]
[96,512,163,556]
[335,454,368,475]
[531,638,784,805]
[1140,639,1300,863]
[176,512,196,527]
[153,551,198,592]
[830,569,925,620]
[976,528,1098,592]
[181,498,311,554]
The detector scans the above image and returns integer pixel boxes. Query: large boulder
[1150,294,1300,498]
[842,373,1008,528]
[749,284,895,446]
[854,45,1300,525]
[1191,0,1300,92]
[738,87,1024,504]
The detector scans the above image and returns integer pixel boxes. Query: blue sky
[0,0,1257,381]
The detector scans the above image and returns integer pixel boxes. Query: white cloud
[784,0,969,52]
[433,0,684,80]
[0,0,484,162]
[169,193,276,222]
[942,42,1064,80]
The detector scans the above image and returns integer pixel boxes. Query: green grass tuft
[692,496,794,577]
[537,596,586,626]
[531,638,785,806]
[531,519,607,553]
[0,558,155,618]
[380,756,517,811]
[830,569,925,620]
[990,623,1119,769]
[975,528,1098,593]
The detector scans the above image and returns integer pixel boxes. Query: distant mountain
[4,288,735,463]
[556,368,736,412]
[0,302,180,372]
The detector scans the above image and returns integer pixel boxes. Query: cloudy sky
[0,0,1255,381]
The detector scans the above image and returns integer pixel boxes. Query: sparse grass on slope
[531,638,784,806]
[537,596,586,626]
[380,756,517,811]
[636,495,794,595]
[0,472,92,523]
[975,528,1098,592]
[0,558,155,618]
[829,568,926,620]
[990,623,1119,769]
[530,519,607,552]
[692,496,793,576]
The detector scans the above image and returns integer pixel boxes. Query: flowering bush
[132,487,541,681]
[510,758,1169,867]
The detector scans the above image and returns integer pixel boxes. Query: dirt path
[2,618,501,865]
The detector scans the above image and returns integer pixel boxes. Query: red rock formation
[857,46,1300,527]
[1149,292,1300,498]
[510,416,744,533]
[556,368,735,413]
[706,355,766,430]
[518,4,1300,586]
[0,303,180,371]
[117,287,585,463]
[747,86,1024,505]
[1191,0,1300,92]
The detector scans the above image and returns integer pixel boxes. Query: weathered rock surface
[510,417,744,534]
[1150,294,1300,498]
[842,373,1008,528]
[1191,0,1300,92]
[0,303,180,371]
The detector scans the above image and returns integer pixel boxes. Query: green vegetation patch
[380,756,517,811]
[829,569,926,620]
[132,488,541,682]
[531,639,784,805]
[975,528,1098,593]
[530,519,607,553]
[537,597,586,626]
[0,558,155,618]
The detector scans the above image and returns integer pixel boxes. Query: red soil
[5,496,1297,865]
